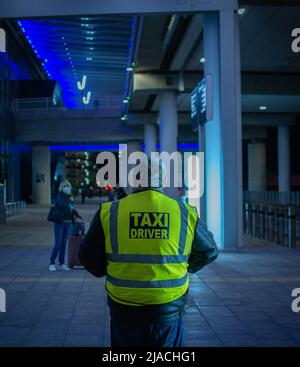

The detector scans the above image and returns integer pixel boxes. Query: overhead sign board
[191,73,213,132]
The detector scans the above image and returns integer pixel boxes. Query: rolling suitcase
[68,235,84,268]
[71,221,85,236]
[68,221,87,268]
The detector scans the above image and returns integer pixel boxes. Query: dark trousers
[110,315,184,347]
[50,222,72,265]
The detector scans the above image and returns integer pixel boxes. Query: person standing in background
[49,180,81,271]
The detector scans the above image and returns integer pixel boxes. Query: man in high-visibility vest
[79,158,218,347]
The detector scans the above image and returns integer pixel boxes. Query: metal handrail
[243,191,300,206]
[243,201,299,249]
[6,201,26,218]
[11,96,123,111]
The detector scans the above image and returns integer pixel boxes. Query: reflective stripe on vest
[110,201,119,255]
[106,253,189,264]
[106,273,188,288]
[178,200,188,255]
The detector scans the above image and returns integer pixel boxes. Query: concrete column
[32,145,51,205]
[159,91,178,198]
[127,140,141,157]
[278,125,290,192]
[144,123,157,156]
[7,147,21,202]
[197,122,206,222]
[248,141,267,191]
[203,10,243,249]
[126,140,141,193]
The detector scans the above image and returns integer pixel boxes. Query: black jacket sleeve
[188,219,218,273]
[78,207,107,278]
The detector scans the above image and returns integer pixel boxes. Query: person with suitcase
[68,219,86,269]
[48,180,82,272]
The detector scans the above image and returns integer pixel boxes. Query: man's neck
[131,187,164,194]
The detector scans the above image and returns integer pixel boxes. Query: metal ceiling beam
[170,14,203,71]
[240,0,300,5]
[132,71,300,95]
[127,112,296,126]
[0,0,238,19]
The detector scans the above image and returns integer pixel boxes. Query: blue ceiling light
[0,144,31,152]
[178,143,199,150]
[86,57,93,61]
[141,143,199,150]
[50,144,120,151]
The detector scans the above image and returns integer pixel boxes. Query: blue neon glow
[178,143,199,150]
[49,145,120,151]
[0,145,31,151]
[141,143,199,151]
[0,52,30,80]
[50,143,199,152]
[17,17,133,109]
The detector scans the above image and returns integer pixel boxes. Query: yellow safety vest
[100,189,198,306]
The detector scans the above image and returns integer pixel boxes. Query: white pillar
[203,10,243,249]
[248,141,267,191]
[126,140,141,193]
[144,123,157,156]
[32,145,51,204]
[278,125,290,192]
[159,91,178,198]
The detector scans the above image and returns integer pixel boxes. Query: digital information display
[191,73,213,132]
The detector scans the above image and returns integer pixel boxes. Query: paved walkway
[0,205,300,347]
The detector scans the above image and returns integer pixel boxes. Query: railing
[243,191,300,206]
[6,201,26,218]
[243,202,299,249]
[11,98,54,111]
[11,96,123,111]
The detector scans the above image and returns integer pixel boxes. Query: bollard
[247,202,253,235]
[258,204,266,239]
[267,205,275,242]
[287,206,296,249]
[276,206,285,246]
[244,202,251,234]
[251,203,258,237]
